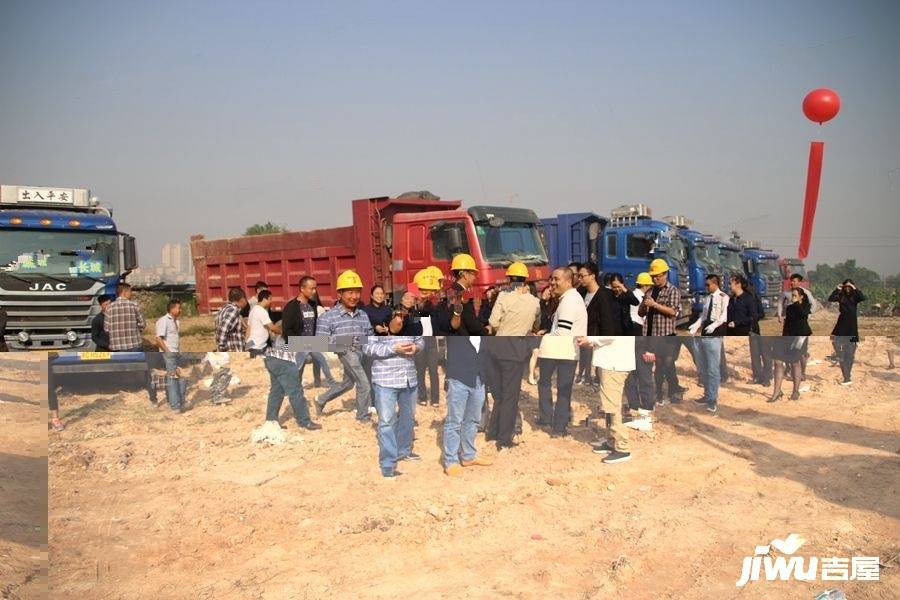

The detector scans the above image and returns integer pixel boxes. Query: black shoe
[399,453,422,462]
[496,442,519,451]
[381,470,402,478]
[767,391,783,403]
[550,430,568,438]
[692,398,708,406]
[603,451,632,464]
[484,434,497,442]
[705,405,718,415]
[314,400,326,416]
[300,421,322,430]
[592,441,615,454]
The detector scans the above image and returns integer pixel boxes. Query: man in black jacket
[448,253,491,336]
[442,336,493,476]
[484,337,535,450]
[281,276,337,387]
[0,304,8,351]
[90,294,114,351]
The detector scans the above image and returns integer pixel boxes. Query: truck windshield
[694,243,721,272]
[786,262,807,278]
[474,222,548,265]
[720,248,743,273]
[661,237,688,267]
[759,260,781,279]
[0,230,118,277]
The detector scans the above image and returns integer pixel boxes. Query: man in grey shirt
[156,299,186,412]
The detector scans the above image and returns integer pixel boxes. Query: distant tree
[886,273,900,289]
[244,222,288,236]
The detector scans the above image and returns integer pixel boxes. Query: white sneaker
[799,385,811,393]
[840,380,853,386]
[625,417,653,432]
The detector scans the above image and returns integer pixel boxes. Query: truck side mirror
[123,235,138,271]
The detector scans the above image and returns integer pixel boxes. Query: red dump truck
[191,194,551,313]
[779,257,810,291]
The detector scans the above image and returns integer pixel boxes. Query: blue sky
[1,0,898,274]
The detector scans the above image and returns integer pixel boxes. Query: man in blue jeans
[363,334,424,478]
[264,339,322,431]
[443,336,493,476]
[688,275,729,414]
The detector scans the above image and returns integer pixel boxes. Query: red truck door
[392,216,471,294]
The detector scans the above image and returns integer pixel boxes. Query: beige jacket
[489,290,541,336]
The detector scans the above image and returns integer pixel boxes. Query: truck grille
[0,291,99,349]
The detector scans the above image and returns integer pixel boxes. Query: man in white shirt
[156,299,185,411]
[687,275,729,414]
[247,290,281,354]
[578,336,634,464]
[537,268,588,437]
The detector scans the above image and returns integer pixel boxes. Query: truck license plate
[80,352,111,360]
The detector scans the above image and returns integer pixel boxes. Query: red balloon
[803,88,841,124]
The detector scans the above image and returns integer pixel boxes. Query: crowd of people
[35,253,885,478]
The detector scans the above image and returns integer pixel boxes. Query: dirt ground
[44,336,899,599]
[0,355,49,599]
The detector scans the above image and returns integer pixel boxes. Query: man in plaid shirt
[215,288,248,352]
[363,335,424,477]
[103,283,145,351]
[638,260,684,404]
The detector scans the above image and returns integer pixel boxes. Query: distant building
[129,242,195,286]
[161,243,192,276]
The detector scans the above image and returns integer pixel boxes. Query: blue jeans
[372,384,417,474]
[296,352,337,386]
[318,351,372,419]
[443,378,485,466]
[264,355,312,425]
[163,352,186,409]
[696,337,722,407]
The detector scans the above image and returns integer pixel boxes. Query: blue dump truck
[0,184,138,350]
[716,237,745,283]
[662,216,727,321]
[726,232,781,317]
[540,204,692,325]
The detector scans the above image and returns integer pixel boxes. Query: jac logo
[28,282,68,291]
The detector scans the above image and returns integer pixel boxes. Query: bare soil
[0,355,48,599]
[47,337,899,599]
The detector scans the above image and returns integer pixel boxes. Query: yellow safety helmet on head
[648,259,669,277]
[505,262,529,279]
[336,269,363,291]
[413,269,440,291]
[425,265,445,280]
[450,253,477,272]
[635,272,653,286]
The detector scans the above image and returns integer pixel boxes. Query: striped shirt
[363,336,424,388]
[104,298,145,351]
[215,302,245,351]
[316,304,374,351]
[266,337,298,364]
[641,283,681,337]
[550,288,588,336]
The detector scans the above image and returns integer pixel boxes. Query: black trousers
[626,338,656,411]
[749,334,772,383]
[833,336,857,382]
[577,345,595,383]
[487,358,525,447]
[415,338,440,403]
[650,336,681,400]
[537,358,578,434]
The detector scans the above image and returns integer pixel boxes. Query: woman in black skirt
[768,290,812,402]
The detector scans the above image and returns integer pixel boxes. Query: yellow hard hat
[506,262,529,279]
[636,272,653,286]
[425,265,445,280]
[450,253,477,272]
[336,269,363,291]
[413,269,440,291]
[648,259,669,276]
